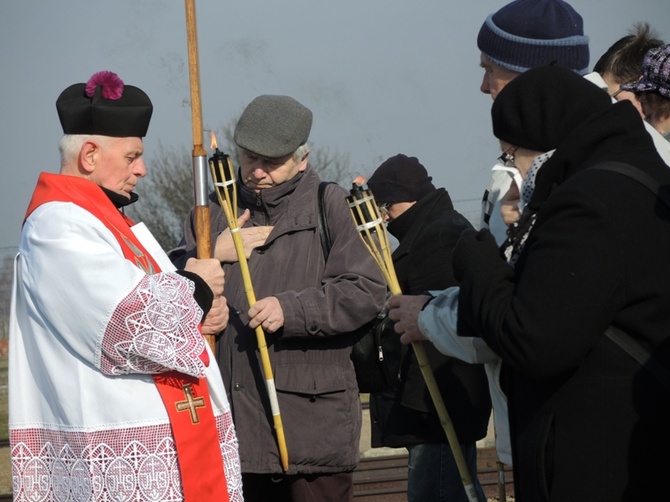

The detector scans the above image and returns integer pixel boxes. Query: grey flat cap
[234,95,312,158]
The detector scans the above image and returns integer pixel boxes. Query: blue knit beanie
[477,0,590,75]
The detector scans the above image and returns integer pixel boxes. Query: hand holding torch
[208,135,289,472]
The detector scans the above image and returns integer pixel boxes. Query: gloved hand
[452,228,502,283]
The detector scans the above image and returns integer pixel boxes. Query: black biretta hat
[56,71,153,137]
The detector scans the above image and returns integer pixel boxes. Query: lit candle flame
[210,130,218,151]
[353,176,366,186]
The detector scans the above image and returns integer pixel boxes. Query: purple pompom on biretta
[85,71,124,100]
[620,44,670,98]
[56,70,153,137]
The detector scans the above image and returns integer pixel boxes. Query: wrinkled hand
[183,257,225,296]
[201,296,229,335]
[248,296,284,334]
[452,228,500,284]
[388,295,430,345]
[214,209,273,262]
[500,183,521,226]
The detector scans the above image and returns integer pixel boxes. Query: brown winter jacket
[176,167,387,474]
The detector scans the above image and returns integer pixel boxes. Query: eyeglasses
[610,87,626,100]
[498,145,518,167]
[377,202,392,216]
[610,81,636,101]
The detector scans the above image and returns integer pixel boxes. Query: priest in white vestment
[9,70,243,502]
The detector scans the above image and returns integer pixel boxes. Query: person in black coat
[367,154,492,502]
[447,65,670,501]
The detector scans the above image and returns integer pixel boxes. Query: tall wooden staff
[346,180,480,502]
[208,142,289,472]
[184,0,215,352]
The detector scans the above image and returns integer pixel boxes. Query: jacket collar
[238,167,307,209]
[388,188,452,241]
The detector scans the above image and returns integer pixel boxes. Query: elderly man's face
[239,149,308,192]
[480,54,520,100]
[88,136,146,199]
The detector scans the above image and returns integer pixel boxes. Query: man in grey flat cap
[173,94,387,502]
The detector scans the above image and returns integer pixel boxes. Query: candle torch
[346,178,480,502]
[347,177,401,293]
[208,132,289,472]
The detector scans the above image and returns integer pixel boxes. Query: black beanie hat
[56,71,153,137]
[367,154,436,204]
[491,65,612,152]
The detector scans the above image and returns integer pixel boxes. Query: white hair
[58,134,111,165]
[293,143,310,162]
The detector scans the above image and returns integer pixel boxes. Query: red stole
[26,172,230,501]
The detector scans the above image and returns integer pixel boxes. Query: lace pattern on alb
[11,413,243,502]
[101,273,206,378]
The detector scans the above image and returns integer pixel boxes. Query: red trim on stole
[27,173,229,501]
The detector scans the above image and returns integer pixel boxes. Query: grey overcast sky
[2,0,670,254]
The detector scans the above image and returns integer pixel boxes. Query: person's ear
[298,151,309,172]
[80,141,98,174]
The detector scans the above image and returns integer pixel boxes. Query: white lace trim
[101,273,207,378]
[11,414,243,502]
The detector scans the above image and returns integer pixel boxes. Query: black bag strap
[593,162,670,394]
[605,326,670,395]
[591,161,670,209]
[317,181,334,260]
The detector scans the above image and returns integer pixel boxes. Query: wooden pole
[184,0,215,352]
[209,152,289,472]
[497,459,507,501]
[346,185,480,502]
